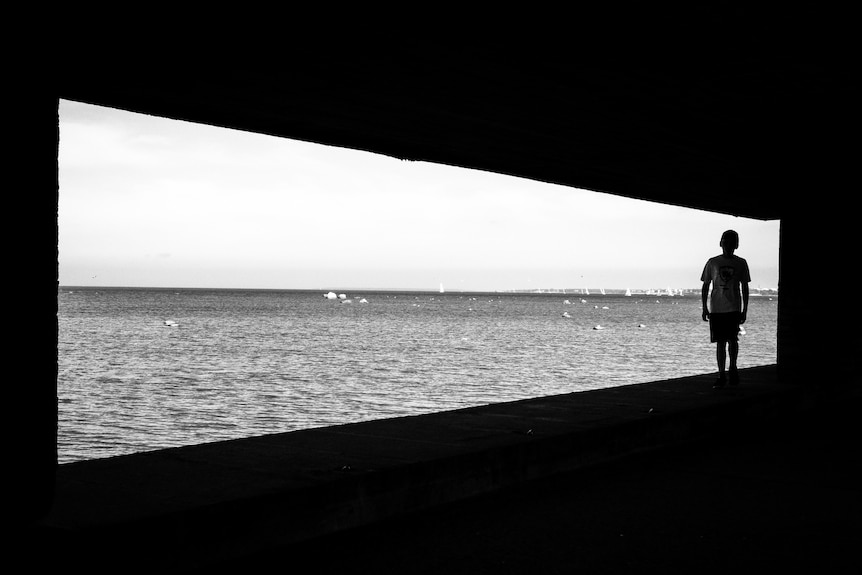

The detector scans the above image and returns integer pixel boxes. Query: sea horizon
[59,284,779,297]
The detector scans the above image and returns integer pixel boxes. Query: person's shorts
[709,312,741,343]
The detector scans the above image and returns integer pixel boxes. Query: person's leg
[728,339,739,384]
[714,341,727,388]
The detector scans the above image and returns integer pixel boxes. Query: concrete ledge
[35,365,804,572]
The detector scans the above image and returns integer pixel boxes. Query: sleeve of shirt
[700,260,711,283]
[741,258,751,283]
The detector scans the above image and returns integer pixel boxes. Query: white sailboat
[625,288,632,297]
[439,283,444,294]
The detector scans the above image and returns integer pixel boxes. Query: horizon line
[59,284,779,294]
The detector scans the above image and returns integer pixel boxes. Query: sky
[58,99,780,293]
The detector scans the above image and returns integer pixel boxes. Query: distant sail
[439,283,445,293]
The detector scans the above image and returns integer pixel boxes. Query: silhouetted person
[701,230,750,388]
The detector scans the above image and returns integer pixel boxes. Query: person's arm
[740,281,750,324]
[701,280,710,321]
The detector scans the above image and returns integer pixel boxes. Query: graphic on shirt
[719,265,735,295]
[718,266,736,300]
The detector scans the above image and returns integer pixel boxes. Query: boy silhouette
[701,230,751,388]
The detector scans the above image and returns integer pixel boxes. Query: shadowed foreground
[27,366,859,573]
[268,382,860,574]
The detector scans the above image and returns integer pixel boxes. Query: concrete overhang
[57,10,853,222]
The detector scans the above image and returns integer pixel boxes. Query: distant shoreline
[59,285,779,297]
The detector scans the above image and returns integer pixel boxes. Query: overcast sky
[58,99,780,292]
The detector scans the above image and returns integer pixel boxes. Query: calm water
[57,287,778,463]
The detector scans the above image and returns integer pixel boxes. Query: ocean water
[57,287,778,464]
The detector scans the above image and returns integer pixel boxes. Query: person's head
[720,230,739,255]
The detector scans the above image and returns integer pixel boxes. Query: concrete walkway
[25,365,860,573]
[272,374,860,574]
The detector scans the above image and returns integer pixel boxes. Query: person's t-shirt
[701,254,751,314]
